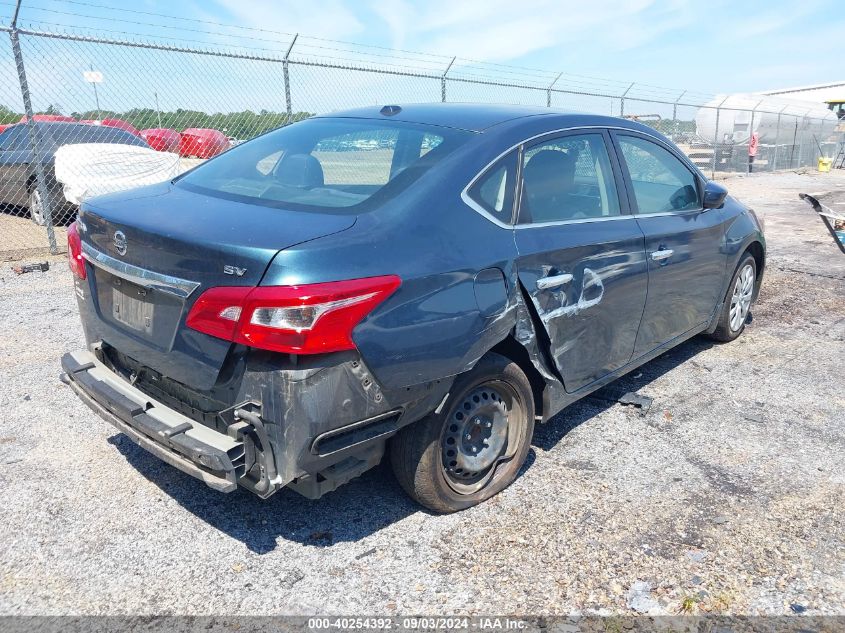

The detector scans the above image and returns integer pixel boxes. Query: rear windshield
[176,117,472,212]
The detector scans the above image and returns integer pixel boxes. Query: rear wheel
[390,353,535,513]
[709,254,756,342]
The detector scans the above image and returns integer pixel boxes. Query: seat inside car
[273,153,325,189]
[522,148,600,222]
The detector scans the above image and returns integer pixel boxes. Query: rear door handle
[650,249,674,262]
[537,273,573,290]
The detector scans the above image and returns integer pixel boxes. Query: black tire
[390,353,535,513]
[708,254,757,342]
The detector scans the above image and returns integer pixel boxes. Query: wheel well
[489,336,545,419]
[744,241,765,289]
[25,173,36,193]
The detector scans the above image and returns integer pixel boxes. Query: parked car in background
[0,121,148,225]
[62,104,765,512]
[179,127,229,158]
[19,114,76,123]
[141,127,182,152]
[80,118,143,137]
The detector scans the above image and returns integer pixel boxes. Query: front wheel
[709,254,757,342]
[390,353,535,513]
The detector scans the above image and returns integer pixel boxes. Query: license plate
[112,282,154,334]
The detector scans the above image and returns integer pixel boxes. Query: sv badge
[223,265,247,277]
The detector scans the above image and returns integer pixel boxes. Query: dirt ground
[0,169,843,616]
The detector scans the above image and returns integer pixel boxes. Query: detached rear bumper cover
[61,350,245,493]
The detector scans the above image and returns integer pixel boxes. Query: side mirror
[702,181,728,209]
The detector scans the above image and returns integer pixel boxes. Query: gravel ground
[0,170,843,616]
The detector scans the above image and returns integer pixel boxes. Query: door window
[519,133,620,224]
[617,135,701,213]
[467,150,517,222]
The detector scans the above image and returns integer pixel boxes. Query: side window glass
[617,135,701,213]
[467,150,517,222]
[519,133,620,224]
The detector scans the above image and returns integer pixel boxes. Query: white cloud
[367,0,695,63]
[210,0,365,42]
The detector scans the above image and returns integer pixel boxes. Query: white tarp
[54,143,180,205]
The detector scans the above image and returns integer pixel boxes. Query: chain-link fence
[1,19,843,261]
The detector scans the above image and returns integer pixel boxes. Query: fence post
[282,33,298,123]
[9,0,57,254]
[672,90,685,140]
[546,72,562,108]
[711,97,729,179]
[619,82,634,117]
[772,106,786,171]
[441,56,455,102]
[787,117,798,168]
[799,109,811,168]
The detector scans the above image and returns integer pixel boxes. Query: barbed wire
[0,0,722,104]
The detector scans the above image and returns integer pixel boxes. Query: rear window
[177,118,471,212]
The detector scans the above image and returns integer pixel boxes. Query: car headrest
[275,153,324,188]
[523,149,576,193]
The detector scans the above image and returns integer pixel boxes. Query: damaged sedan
[61,104,765,512]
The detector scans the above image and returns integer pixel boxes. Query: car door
[0,126,32,206]
[513,130,648,393]
[611,131,728,357]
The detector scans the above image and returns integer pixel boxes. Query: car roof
[317,103,572,132]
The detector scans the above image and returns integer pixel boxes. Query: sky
[2,0,843,115]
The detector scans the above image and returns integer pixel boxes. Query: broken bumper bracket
[61,350,245,493]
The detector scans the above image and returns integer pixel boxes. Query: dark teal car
[61,104,765,513]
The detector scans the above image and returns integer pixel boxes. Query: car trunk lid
[78,182,356,389]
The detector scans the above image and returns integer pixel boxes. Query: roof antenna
[380,105,402,116]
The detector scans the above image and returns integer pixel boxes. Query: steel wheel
[729,263,754,332]
[440,380,524,495]
[28,187,46,226]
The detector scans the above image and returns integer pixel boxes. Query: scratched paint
[541,267,605,321]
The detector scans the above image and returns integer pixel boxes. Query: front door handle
[537,273,573,290]
[650,249,674,262]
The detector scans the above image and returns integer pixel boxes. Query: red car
[19,114,76,123]
[141,128,182,153]
[79,118,142,138]
[179,128,229,158]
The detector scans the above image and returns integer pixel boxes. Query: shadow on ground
[109,335,714,554]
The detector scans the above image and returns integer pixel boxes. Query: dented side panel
[514,219,648,393]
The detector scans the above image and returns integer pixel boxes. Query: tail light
[186,275,401,354]
[67,221,86,280]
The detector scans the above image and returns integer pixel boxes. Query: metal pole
[546,72,562,108]
[672,90,685,140]
[772,106,786,172]
[282,33,298,122]
[10,0,57,253]
[789,117,798,168]
[794,109,810,168]
[441,56,455,103]
[619,82,634,118]
[154,91,162,128]
[711,97,729,179]
[90,63,100,118]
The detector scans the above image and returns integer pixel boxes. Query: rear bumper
[61,350,245,493]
